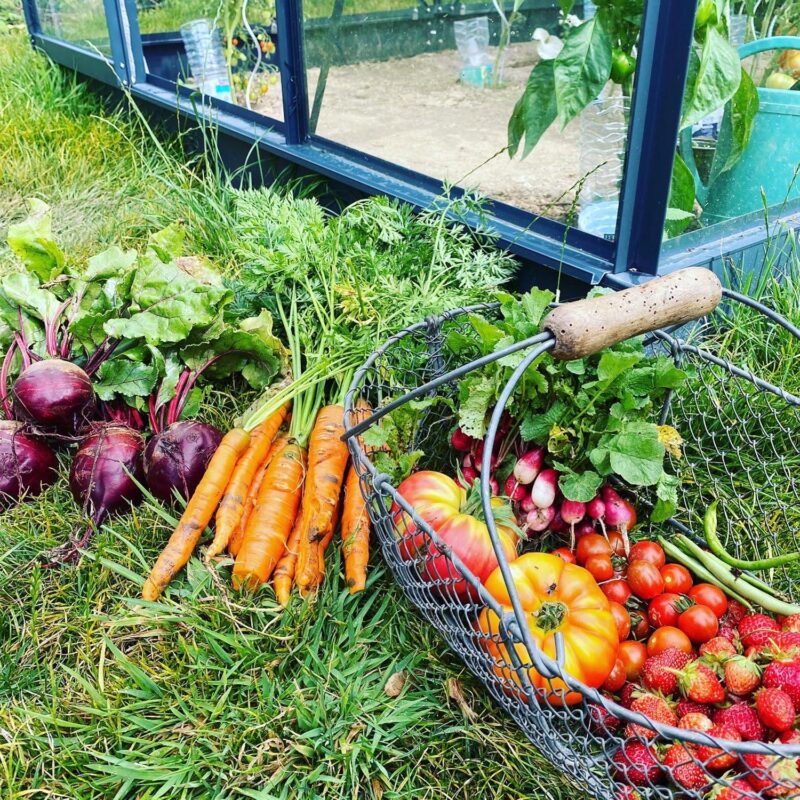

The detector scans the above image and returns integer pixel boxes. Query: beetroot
[0,420,57,505]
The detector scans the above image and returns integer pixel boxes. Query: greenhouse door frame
[20,0,797,287]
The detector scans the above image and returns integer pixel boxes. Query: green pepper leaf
[508,60,559,159]
[714,67,759,177]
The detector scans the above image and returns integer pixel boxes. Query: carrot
[232,441,307,591]
[142,428,251,601]
[295,405,350,595]
[207,404,288,560]
[341,462,370,594]
[315,491,342,584]
[228,433,290,557]
[273,510,302,606]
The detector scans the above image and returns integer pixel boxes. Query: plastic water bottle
[180,19,233,102]
[454,17,493,87]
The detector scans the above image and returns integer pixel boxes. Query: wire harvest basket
[343,268,800,800]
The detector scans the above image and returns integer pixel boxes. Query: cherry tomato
[630,610,651,640]
[688,584,728,619]
[601,578,632,605]
[627,560,665,600]
[610,601,631,642]
[576,533,612,566]
[647,625,693,656]
[551,547,576,564]
[678,604,719,644]
[628,541,665,569]
[648,593,682,628]
[602,658,627,693]
[618,640,647,680]
[585,554,614,582]
[660,563,693,595]
[607,530,627,557]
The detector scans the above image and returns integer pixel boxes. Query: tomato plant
[647,625,693,656]
[627,560,665,600]
[628,540,665,569]
[602,578,632,605]
[610,601,631,642]
[619,640,647,680]
[576,533,612,566]
[648,593,682,628]
[586,554,614,582]
[678,604,719,644]
[688,583,728,618]
[661,563,693,594]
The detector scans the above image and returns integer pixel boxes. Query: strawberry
[759,632,800,661]
[712,702,766,741]
[782,614,800,633]
[611,740,661,786]
[742,752,800,796]
[677,698,713,718]
[662,743,707,790]
[626,692,677,739]
[763,659,800,711]
[755,687,796,732]
[695,723,740,771]
[718,623,739,644]
[701,636,738,664]
[642,648,691,695]
[779,729,800,745]
[674,661,727,704]
[726,600,749,624]
[620,682,640,709]
[678,711,714,732]
[709,776,760,800]
[588,702,620,735]
[738,614,781,649]
[614,784,642,800]
[723,656,761,696]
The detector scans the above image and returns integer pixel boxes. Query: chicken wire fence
[342,284,800,800]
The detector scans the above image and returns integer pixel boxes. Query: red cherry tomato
[688,584,728,619]
[648,593,682,628]
[678,604,720,644]
[585,554,614,582]
[551,547,576,564]
[627,560,665,600]
[601,578,632,605]
[647,625,693,656]
[610,601,631,642]
[618,640,647,680]
[660,563,693,595]
[630,610,651,640]
[607,530,627,557]
[628,540,665,569]
[602,658,627,692]
[576,533,612,566]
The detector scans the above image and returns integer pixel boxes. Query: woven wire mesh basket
[343,269,800,800]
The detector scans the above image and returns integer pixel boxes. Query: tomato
[602,658,627,693]
[610,48,636,84]
[576,533,612,566]
[648,593,682,628]
[607,530,627,557]
[661,563,693,595]
[585,554,614,582]
[630,610,651,640]
[478,553,619,705]
[618,640,647,681]
[610,601,631,642]
[627,560,665,600]
[602,578,632,605]
[394,471,518,599]
[678,604,719,644]
[647,625,693,656]
[628,541,665,569]
[688,584,728,619]
[551,547,576,564]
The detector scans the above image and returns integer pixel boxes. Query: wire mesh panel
[344,281,800,800]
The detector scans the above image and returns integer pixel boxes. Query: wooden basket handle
[541,267,722,360]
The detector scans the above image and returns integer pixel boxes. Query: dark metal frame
[18,0,799,283]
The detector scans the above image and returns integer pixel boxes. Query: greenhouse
[2,0,800,798]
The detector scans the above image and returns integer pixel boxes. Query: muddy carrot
[341,462,370,594]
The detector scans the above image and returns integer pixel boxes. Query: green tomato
[610,49,636,84]
[695,0,717,32]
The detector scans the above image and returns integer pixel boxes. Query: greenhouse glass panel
[34,0,111,57]
[135,0,283,121]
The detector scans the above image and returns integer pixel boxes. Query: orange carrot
[207,405,288,560]
[228,433,289,557]
[341,462,370,594]
[143,428,250,601]
[295,405,350,595]
[316,492,342,583]
[232,441,307,591]
[273,510,302,606]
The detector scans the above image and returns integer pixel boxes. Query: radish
[450,427,473,452]
[526,505,556,535]
[549,509,568,534]
[460,464,478,487]
[561,498,587,549]
[472,439,498,473]
[602,485,635,554]
[504,475,527,502]
[574,520,596,541]
[513,446,544,485]
[531,468,557,509]
[521,492,536,513]
[587,495,605,522]
[0,420,57,506]
[489,477,500,495]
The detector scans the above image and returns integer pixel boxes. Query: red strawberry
[779,729,800,745]
[718,623,739,644]
[614,784,642,800]
[724,656,762,696]
[588,702,620,735]
[712,702,766,741]
[742,752,800,796]
[701,636,738,663]
[674,661,727,704]
[760,632,800,661]
[626,693,677,739]
[696,723,740,771]
[738,614,781,649]
[726,600,749,624]
[677,698,713,718]
[643,648,691,695]
[678,711,714,732]
[782,614,800,633]
[611,740,661,786]
[709,776,761,800]
[755,687,796,732]
[662,743,707,790]
[620,682,640,709]
[763,659,800,711]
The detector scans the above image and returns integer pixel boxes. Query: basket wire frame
[343,291,800,800]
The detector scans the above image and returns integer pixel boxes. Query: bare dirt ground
[255,42,580,218]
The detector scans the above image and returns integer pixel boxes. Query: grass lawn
[0,15,579,800]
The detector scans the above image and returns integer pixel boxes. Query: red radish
[561,498,587,549]
[450,427,473,452]
[462,453,474,470]
[521,492,536,513]
[513,446,544,485]
[489,477,500,495]
[549,509,568,534]
[526,505,556,534]
[0,420,57,506]
[473,439,498,473]
[504,476,527,502]
[587,496,605,521]
[602,485,635,554]
[531,468,557,509]
[574,520,596,540]
[461,465,478,486]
